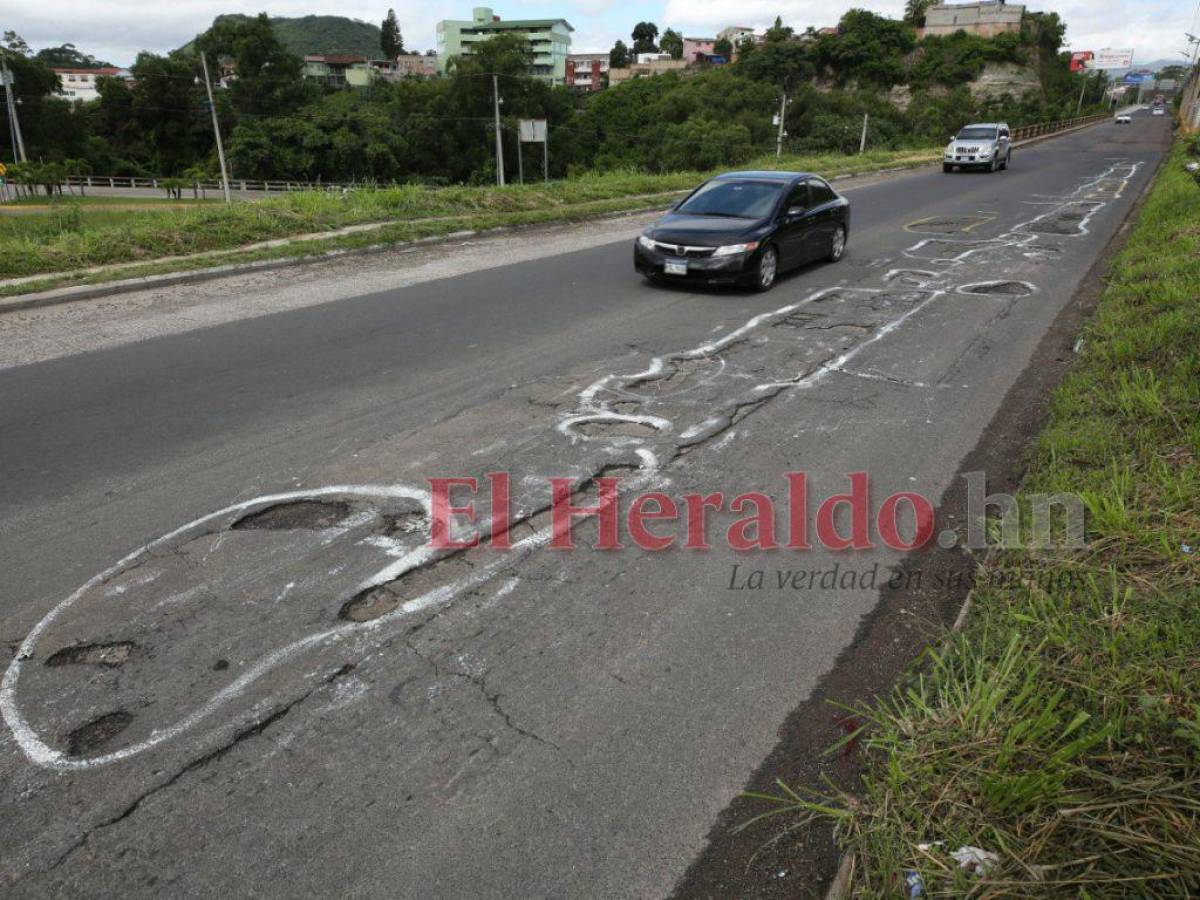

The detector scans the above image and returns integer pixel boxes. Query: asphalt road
[0,114,1171,898]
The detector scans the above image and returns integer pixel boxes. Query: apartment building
[437,7,574,84]
[565,53,608,90]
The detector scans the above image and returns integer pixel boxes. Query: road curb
[0,122,1108,316]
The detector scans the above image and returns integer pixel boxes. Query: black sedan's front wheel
[753,245,778,292]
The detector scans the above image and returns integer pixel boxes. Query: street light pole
[200,53,232,204]
[774,92,787,158]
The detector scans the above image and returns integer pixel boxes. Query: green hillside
[183,14,384,58]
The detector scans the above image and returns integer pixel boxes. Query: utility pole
[1,57,27,162]
[200,53,232,204]
[516,134,523,184]
[858,113,869,154]
[1075,64,1093,114]
[774,93,787,158]
[492,74,505,186]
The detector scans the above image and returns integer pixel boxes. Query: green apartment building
[436,7,573,84]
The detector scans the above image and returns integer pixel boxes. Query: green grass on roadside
[756,141,1200,896]
[0,147,937,283]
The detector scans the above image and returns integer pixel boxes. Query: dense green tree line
[1,9,1110,185]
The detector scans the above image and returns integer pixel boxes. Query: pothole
[773,311,824,329]
[608,400,642,415]
[380,509,427,537]
[906,215,991,234]
[338,558,475,623]
[339,586,401,623]
[884,269,936,287]
[626,357,721,394]
[66,710,133,757]
[1025,203,1101,236]
[563,415,666,439]
[958,281,1035,296]
[45,641,137,669]
[906,239,1003,261]
[232,500,351,531]
[803,320,872,333]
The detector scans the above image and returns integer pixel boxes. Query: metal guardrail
[61,114,1113,194]
[64,175,360,193]
[1009,113,1111,142]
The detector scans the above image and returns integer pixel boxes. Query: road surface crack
[404,638,573,767]
[41,662,356,875]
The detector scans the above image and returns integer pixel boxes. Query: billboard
[1093,48,1135,69]
[1069,51,1094,72]
[518,119,547,143]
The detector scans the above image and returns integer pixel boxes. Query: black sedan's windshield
[676,180,783,219]
[957,127,998,141]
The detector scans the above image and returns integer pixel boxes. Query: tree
[660,29,683,60]
[713,37,733,59]
[35,44,113,68]
[2,31,31,56]
[196,14,312,118]
[737,38,814,90]
[381,9,403,59]
[631,22,659,55]
[609,40,630,68]
[765,16,793,43]
[904,0,934,27]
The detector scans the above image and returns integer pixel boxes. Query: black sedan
[634,171,850,292]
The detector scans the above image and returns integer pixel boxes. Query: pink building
[682,37,716,62]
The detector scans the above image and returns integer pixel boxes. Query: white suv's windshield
[957,127,999,141]
[676,181,783,219]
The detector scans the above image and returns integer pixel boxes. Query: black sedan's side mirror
[786,205,806,218]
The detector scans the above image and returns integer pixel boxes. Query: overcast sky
[6,0,1196,69]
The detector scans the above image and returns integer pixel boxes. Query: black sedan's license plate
[664,259,688,276]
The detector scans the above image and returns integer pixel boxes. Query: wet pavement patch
[45,641,137,668]
[232,499,351,531]
[66,710,134,757]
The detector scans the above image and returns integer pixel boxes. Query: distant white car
[1152,107,1166,117]
[1115,113,1132,124]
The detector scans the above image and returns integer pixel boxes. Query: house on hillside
[919,1,1026,38]
[52,67,131,102]
[302,54,376,87]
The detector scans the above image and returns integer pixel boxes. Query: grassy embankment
[0,147,938,295]
[755,140,1200,895]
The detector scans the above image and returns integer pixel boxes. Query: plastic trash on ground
[950,845,1000,876]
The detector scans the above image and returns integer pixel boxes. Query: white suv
[943,123,1011,173]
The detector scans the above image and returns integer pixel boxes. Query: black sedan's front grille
[651,242,716,259]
